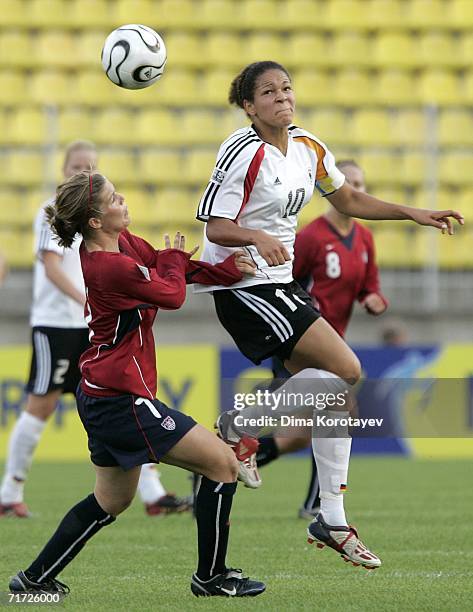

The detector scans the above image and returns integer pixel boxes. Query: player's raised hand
[234,251,257,275]
[164,232,199,256]
[253,230,291,266]
[408,209,464,235]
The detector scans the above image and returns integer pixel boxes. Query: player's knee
[95,492,134,516]
[339,356,361,385]
[210,445,238,483]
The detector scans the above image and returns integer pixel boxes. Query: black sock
[302,453,320,511]
[256,437,280,467]
[195,477,237,581]
[25,494,115,583]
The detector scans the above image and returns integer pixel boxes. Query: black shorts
[76,386,197,470]
[213,281,320,365]
[26,327,90,396]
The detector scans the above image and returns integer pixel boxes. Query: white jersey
[30,199,87,329]
[195,125,345,292]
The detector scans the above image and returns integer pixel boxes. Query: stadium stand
[0,0,472,271]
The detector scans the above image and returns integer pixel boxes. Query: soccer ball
[101,24,167,90]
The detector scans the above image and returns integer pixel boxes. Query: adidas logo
[274,176,282,185]
[144,68,153,79]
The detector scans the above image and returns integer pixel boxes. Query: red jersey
[293,216,387,337]
[79,229,242,398]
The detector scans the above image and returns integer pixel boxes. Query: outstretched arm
[328,183,464,235]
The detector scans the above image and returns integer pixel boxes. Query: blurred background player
[256,159,388,519]
[0,141,190,518]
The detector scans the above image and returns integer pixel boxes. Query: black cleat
[9,571,70,595]
[191,568,265,597]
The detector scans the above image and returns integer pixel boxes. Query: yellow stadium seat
[151,188,195,223]
[450,0,473,29]
[220,112,246,138]
[324,0,368,30]
[0,31,33,68]
[358,153,400,185]
[185,150,216,186]
[158,0,196,30]
[418,70,459,106]
[365,0,403,29]
[286,34,327,69]
[30,0,71,28]
[243,33,286,66]
[439,152,473,186]
[400,153,428,187]
[405,0,447,29]
[162,32,203,68]
[374,228,412,267]
[0,0,28,27]
[0,71,25,106]
[57,109,94,145]
[438,230,473,269]
[140,151,181,185]
[332,70,373,106]
[36,31,77,68]
[94,109,135,145]
[134,109,180,146]
[371,187,405,206]
[304,109,347,146]
[76,32,108,68]
[30,70,73,105]
[329,33,371,68]
[99,152,138,185]
[7,108,47,145]
[180,110,224,145]
[155,70,198,106]
[463,71,473,104]
[374,70,418,106]
[75,70,119,106]
[197,0,241,30]
[201,69,235,106]
[280,0,323,29]
[0,109,7,143]
[458,33,473,70]
[205,33,244,69]
[123,188,152,224]
[4,152,43,186]
[0,189,26,225]
[69,0,111,28]
[418,33,459,68]
[438,110,473,146]
[25,189,54,221]
[0,229,34,267]
[115,0,155,26]
[456,189,473,223]
[293,70,332,105]
[240,0,283,31]
[372,32,417,68]
[350,110,394,146]
[412,188,453,211]
[392,110,426,146]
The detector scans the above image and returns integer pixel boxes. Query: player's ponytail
[45,172,106,248]
[229,61,291,109]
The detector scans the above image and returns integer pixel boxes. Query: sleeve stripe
[197,137,262,220]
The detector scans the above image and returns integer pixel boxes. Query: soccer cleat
[215,411,262,489]
[0,502,31,518]
[191,568,265,597]
[144,493,192,516]
[9,571,70,595]
[298,506,320,520]
[307,513,381,569]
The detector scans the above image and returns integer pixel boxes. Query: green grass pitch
[1,457,472,611]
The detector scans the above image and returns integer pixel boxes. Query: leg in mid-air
[137,463,192,516]
[218,317,381,570]
[0,391,60,518]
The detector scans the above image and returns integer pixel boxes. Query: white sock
[312,409,352,527]
[137,464,167,504]
[0,412,46,504]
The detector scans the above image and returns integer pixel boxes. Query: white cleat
[307,513,381,570]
